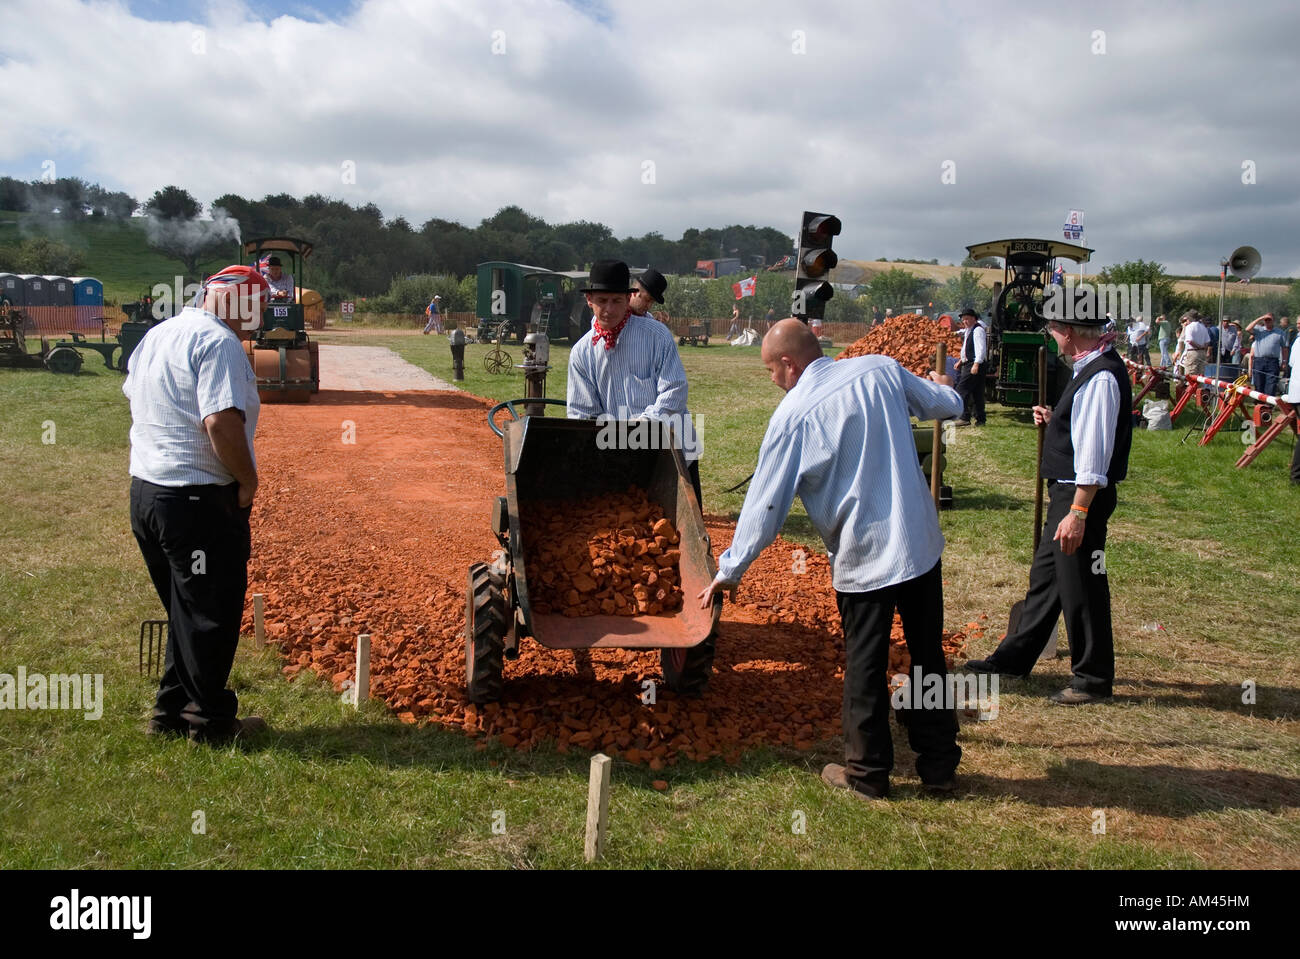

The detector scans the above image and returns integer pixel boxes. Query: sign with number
[273,306,289,318]
[341,301,355,315]
[1063,209,1085,242]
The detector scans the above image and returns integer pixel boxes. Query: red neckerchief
[1073,332,1118,362]
[592,315,629,350]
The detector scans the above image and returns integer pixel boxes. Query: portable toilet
[19,275,52,332]
[0,273,22,307]
[44,275,76,331]
[69,276,103,331]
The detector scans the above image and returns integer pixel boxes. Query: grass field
[2,335,1297,869]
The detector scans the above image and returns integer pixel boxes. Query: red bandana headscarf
[592,315,629,350]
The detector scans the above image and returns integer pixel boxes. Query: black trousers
[1290,437,1300,485]
[836,561,961,791]
[988,481,1116,695]
[130,478,251,736]
[956,365,986,424]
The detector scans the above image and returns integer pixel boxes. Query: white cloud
[1,0,1297,274]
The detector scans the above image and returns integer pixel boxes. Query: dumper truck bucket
[501,415,720,650]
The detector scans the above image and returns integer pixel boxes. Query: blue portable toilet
[0,273,22,306]
[69,276,104,330]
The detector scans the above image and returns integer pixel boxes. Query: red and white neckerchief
[591,315,629,351]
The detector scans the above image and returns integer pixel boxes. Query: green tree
[145,185,201,220]
[938,269,992,314]
[14,236,85,275]
[866,268,934,310]
[1097,259,1177,316]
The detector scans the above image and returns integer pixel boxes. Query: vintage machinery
[465,401,721,703]
[241,237,319,402]
[678,319,710,347]
[46,294,160,374]
[0,305,52,369]
[964,238,1094,407]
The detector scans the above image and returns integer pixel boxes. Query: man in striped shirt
[124,265,270,745]
[699,320,964,799]
[568,259,702,506]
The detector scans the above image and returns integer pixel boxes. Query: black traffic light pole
[792,211,841,323]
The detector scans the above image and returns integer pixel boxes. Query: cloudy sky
[3,0,1298,275]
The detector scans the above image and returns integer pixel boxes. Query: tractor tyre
[661,629,717,697]
[465,562,508,703]
[45,346,83,374]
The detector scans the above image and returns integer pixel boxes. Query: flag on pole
[732,275,757,299]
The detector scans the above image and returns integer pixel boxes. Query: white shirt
[123,307,259,486]
[265,271,294,298]
[567,312,698,462]
[716,355,962,592]
[961,324,987,364]
[1183,320,1211,350]
[1058,345,1120,488]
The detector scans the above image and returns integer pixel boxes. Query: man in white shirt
[968,311,1132,704]
[125,265,271,745]
[1173,311,1211,376]
[568,260,701,506]
[699,320,963,799]
[263,256,293,300]
[1277,366,1300,484]
[954,308,988,426]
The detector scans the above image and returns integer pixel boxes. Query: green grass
[1,343,1297,869]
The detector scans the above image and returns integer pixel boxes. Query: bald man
[700,320,964,799]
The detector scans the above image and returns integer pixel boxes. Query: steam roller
[240,236,320,402]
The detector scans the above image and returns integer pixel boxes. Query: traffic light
[792,211,840,322]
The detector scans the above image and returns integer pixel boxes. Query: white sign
[1063,209,1085,242]
[341,301,355,315]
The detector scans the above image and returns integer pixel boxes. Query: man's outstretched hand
[697,573,738,609]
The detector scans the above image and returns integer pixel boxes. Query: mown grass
[1,340,1297,869]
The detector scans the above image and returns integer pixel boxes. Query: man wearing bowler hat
[967,305,1131,704]
[954,307,987,426]
[629,268,668,322]
[567,260,702,507]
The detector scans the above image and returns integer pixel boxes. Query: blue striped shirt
[717,354,962,592]
[567,312,698,461]
[123,307,259,486]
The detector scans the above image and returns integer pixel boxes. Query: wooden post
[354,634,370,707]
[253,594,265,645]
[584,753,612,863]
[931,342,947,511]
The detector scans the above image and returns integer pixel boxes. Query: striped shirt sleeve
[1070,372,1119,487]
[715,416,803,584]
[196,335,255,420]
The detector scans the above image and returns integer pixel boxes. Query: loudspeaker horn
[1227,245,1261,279]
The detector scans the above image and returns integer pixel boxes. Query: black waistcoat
[1040,348,1132,483]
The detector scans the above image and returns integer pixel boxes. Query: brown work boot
[820,763,889,800]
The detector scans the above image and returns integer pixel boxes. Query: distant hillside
[0,211,239,304]
[834,258,1292,298]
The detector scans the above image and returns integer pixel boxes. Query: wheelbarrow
[466,398,721,703]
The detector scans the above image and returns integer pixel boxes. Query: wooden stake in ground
[253,594,265,645]
[584,753,612,862]
[354,633,370,707]
[931,342,947,511]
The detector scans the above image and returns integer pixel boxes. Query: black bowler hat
[581,259,635,294]
[959,307,978,319]
[635,268,668,304]
[267,256,282,266]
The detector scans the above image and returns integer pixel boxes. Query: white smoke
[144,206,242,256]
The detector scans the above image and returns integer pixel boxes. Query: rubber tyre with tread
[465,562,508,703]
[661,630,717,697]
